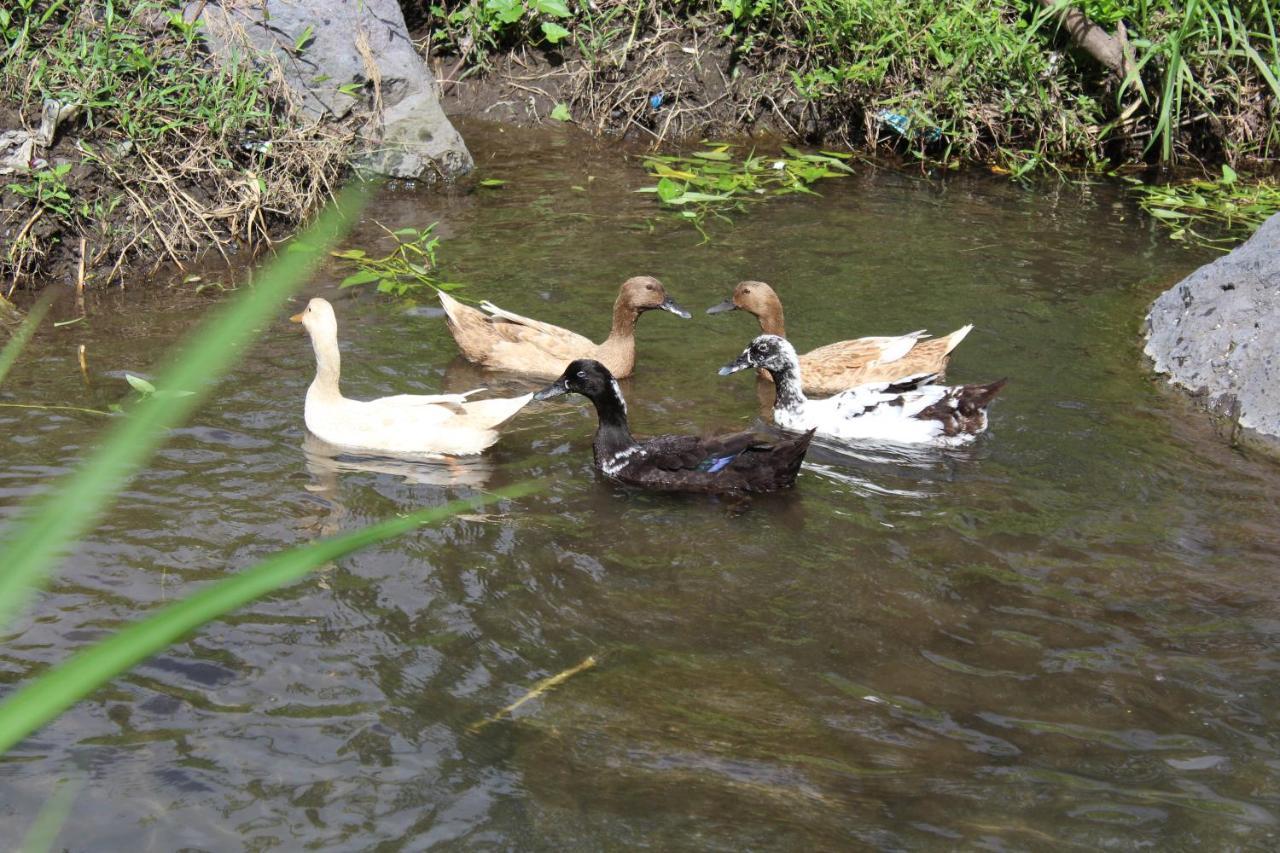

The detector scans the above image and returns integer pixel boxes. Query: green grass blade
[0,484,536,755]
[0,290,57,387]
[18,779,80,853]
[0,185,369,629]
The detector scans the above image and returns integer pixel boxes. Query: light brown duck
[707,280,972,396]
[438,276,689,379]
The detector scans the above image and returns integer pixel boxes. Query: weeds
[1132,164,1280,247]
[1,1,348,286]
[636,141,853,235]
[425,0,1278,171]
[332,223,462,297]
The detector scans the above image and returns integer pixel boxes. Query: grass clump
[636,141,853,235]
[1,1,347,288]
[422,0,1278,171]
[1131,164,1280,247]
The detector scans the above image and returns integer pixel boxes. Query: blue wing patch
[698,453,737,474]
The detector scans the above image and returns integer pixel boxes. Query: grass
[1,0,347,286]
[424,0,1279,171]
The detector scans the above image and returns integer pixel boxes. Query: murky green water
[3,122,1279,849]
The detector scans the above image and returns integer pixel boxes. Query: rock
[188,0,472,181]
[1144,212,1280,450]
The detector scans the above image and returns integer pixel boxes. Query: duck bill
[532,379,568,401]
[718,351,754,376]
[705,298,737,315]
[289,312,304,323]
[658,296,691,319]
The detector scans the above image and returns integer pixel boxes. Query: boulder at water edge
[189,0,472,181]
[1144,212,1280,450]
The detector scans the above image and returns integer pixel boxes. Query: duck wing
[642,431,790,474]
[371,388,483,409]
[804,330,929,367]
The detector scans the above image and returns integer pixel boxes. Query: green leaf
[1148,208,1192,219]
[0,486,536,754]
[329,248,366,259]
[549,102,572,122]
[534,0,571,17]
[485,0,524,24]
[393,227,420,237]
[479,178,507,187]
[692,150,732,161]
[541,21,571,43]
[1221,164,1237,185]
[340,269,382,287]
[0,185,369,630]
[294,25,313,52]
[125,373,156,395]
[656,177,684,203]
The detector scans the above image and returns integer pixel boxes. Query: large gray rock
[1145,213,1280,448]
[189,0,472,180]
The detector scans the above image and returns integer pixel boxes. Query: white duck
[719,335,1006,446]
[291,298,531,456]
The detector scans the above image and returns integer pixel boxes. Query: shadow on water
[3,120,1280,848]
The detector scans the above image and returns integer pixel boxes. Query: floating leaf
[549,102,572,122]
[124,373,156,395]
[479,178,507,187]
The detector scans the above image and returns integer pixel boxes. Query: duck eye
[576,370,587,379]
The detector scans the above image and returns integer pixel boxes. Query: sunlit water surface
[3,122,1279,849]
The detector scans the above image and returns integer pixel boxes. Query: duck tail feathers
[884,372,939,393]
[458,392,533,429]
[942,324,974,355]
[958,377,1007,413]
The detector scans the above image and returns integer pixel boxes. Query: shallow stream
[2,122,1278,849]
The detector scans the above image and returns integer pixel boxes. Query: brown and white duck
[707,280,973,396]
[533,359,814,494]
[720,335,1006,446]
[437,276,689,379]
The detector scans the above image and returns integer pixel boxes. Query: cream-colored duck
[436,275,690,379]
[291,298,531,456]
[707,280,973,396]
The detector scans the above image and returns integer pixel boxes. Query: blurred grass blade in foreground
[0,185,370,628]
[0,290,57,388]
[0,484,537,755]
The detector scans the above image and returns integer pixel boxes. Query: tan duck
[437,276,690,379]
[707,280,973,396]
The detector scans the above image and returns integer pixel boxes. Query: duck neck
[768,363,807,415]
[588,385,638,465]
[603,297,639,343]
[308,328,343,400]
[756,302,785,337]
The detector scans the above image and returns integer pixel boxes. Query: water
[3,122,1279,849]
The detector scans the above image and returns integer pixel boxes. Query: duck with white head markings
[719,334,1006,446]
[533,358,814,494]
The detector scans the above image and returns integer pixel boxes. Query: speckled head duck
[721,335,1006,446]
[534,358,813,494]
[708,280,974,397]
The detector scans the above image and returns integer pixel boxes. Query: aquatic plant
[332,222,463,297]
[1132,165,1280,247]
[0,188,532,764]
[635,142,853,236]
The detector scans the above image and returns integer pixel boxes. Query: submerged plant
[332,223,463,297]
[635,142,854,237]
[1132,165,1280,247]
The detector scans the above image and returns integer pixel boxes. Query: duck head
[718,334,799,377]
[290,296,338,338]
[534,359,626,411]
[706,281,784,332]
[618,276,690,318]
